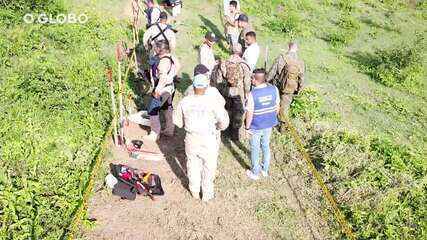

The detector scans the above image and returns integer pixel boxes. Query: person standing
[173,75,229,202]
[236,14,254,51]
[266,42,305,128]
[212,44,252,141]
[198,32,218,75]
[245,69,280,180]
[223,0,240,16]
[143,12,177,54]
[242,31,260,71]
[144,0,161,29]
[224,1,240,48]
[146,40,181,141]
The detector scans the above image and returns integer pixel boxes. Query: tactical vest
[250,85,279,130]
[151,56,175,89]
[278,55,303,94]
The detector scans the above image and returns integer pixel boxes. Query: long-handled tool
[116,42,126,146]
[106,69,118,146]
[264,43,269,70]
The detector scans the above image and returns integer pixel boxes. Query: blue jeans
[249,128,272,175]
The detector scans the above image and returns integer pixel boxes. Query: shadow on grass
[221,134,251,170]
[360,18,400,33]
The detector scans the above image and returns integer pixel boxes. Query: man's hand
[153,92,160,99]
[244,128,253,139]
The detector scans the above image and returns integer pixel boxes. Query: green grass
[0,1,127,239]
[239,0,427,239]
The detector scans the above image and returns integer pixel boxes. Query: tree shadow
[198,15,229,53]
[221,134,250,170]
[360,18,400,33]
[346,50,380,83]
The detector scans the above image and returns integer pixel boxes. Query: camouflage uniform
[267,52,305,123]
[212,55,252,141]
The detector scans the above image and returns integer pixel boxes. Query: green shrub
[0,0,65,24]
[290,87,323,120]
[307,130,426,239]
[337,0,357,12]
[0,9,125,240]
[356,34,425,89]
[326,13,361,46]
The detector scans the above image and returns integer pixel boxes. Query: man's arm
[243,65,252,98]
[168,31,177,51]
[142,27,153,49]
[266,55,280,83]
[173,101,184,128]
[215,106,230,131]
[245,93,254,129]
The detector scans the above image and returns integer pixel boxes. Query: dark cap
[205,32,218,42]
[237,14,249,22]
[159,12,168,20]
[193,64,210,76]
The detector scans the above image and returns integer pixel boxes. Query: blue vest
[250,84,279,130]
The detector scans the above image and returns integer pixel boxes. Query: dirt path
[82,1,328,239]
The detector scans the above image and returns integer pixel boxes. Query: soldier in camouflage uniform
[212,44,252,141]
[267,42,305,128]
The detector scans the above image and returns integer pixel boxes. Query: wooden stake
[116,42,125,146]
[106,69,118,146]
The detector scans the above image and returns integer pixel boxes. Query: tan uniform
[267,52,305,121]
[143,23,177,53]
[173,94,229,200]
[198,43,216,74]
[148,54,181,137]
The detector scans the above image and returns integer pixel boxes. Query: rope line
[281,116,356,240]
[66,122,113,240]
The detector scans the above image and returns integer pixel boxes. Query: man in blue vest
[245,68,280,180]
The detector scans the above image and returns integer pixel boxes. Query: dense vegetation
[241,0,426,239]
[0,1,125,239]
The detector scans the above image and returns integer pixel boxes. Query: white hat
[192,74,209,88]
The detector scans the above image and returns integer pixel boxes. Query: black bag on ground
[109,164,165,200]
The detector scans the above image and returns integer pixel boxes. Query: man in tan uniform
[212,44,251,141]
[198,32,218,75]
[173,75,229,202]
[266,42,305,127]
[146,40,181,141]
[143,12,177,55]
[224,0,240,48]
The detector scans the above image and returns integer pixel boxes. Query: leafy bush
[308,130,426,239]
[0,0,65,24]
[326,13,361,46]
[290,87,323,120]
[0,7,125,240]
[337,0,357,12]
[354,34,425,89]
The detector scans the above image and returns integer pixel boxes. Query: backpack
[278,55,302,94]
[225,61,249,87]
[109,164,164,201]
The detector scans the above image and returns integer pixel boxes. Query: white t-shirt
[243,42,260,71]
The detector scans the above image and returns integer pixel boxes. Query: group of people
[141,0,305,202]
